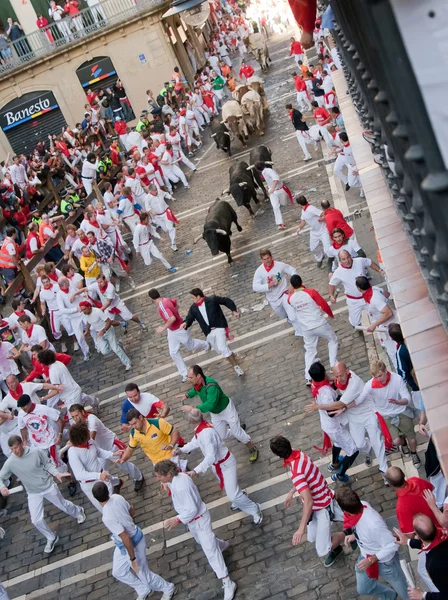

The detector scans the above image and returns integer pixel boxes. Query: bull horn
[210,133,217,137]
[215,228,228,235]
[222,188,230,195]
[193,234,203,244]
[220,120,225,124]
[265,161,274,165]
[246,164,255,170]
[238,182,248,187]
[224,132,231,136]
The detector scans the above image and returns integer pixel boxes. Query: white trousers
[176,149,196,170]
[269,189,288,225]
[28,483,82,542]
[96,328,131,368]
[303,321,338,379]
[294,53,304,66]
[307,500,343,557]
[0,583,9,600]
[152,213,176,246]
[295,130,315,159]
[82,177,93,196]
[216,453,259,517]
[206,328,232,358]
[347,164,362,189]
[211,398,251,445]
[327,424,358,456]
[270,295,303,337]
[122,214,140,233]
[309,229,330,262]
[346,297,366,327]
[348,415,388,473]
[140,240,172,269]
[375,330,398,371]
[167,328,209,377]
[333,154,348,185]
[296,91,311,112]
[162,165,189,188]
[80,478,116,513]
[99,456,142,482]
[316,96,326,108]
[112,536,173,597]
[188,510,228,579]
[70,314,90,358]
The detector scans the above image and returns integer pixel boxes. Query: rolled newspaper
[399,559,416,589]
[354,325,388,332]
[8,485,23,495]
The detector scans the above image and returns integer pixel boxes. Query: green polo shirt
[186,377,229,414]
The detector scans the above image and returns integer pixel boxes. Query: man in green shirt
[178,364,258,463]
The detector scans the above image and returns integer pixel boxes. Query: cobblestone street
[1,33,424,600]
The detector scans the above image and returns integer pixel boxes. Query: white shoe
[0,527,5,539]
[73,342,79,352]
[223,579,237,600]
[204,342,211,353]
[129,279,136,290]
[44,535,59,554]
[171,245,178,252]
[304,156,312,161]
[253,504,263,526]
[115,281,121,292]
[125,363,133,371]
[160,585,177,600]
[181,375,188,383]
[234,365,244,377]
[61,343,67,353]
[221,539,230,552]
[83,353,91,362]
[360,189,365,198]
[136,593,154,600]
[77,507,86,524]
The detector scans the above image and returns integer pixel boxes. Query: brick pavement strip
[3,33,409,600]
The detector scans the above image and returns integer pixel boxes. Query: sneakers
[160,585,177,600]
[221,540,231,552]
[223,579,237,600]
[411,452,421,467]
[171,245,178,252]
[61,343,67,353]
[364,454,372,467]
[125,363,133,371]
[136,593,154,600]
[83,353,91,362]
[181,375,188,383]
[168,267,177,273]
[115,281,121,293]
[77,507,86,524]
[120,321,128,335]
[0,527,5,540]
[345,183,351,191]
[234,365,244,377]
[204,342,211,353]
[253,504,263,526]
[68,481,77,496]
[113,479,124,494]
[278,224,287,230]
[382,473,390,487]
[385,444,399,456]
[324,545,343,567]
[305,379,312,387]
[44,535,59,554]
[304,156,312,161]
[401,444,410,456]
[73,342,79,352]
[249,447,259,464]
[139,321,148,331]
[328,456,343,473]
[129,279,136,290]
[134,475,145,492]
[331,473,349,483]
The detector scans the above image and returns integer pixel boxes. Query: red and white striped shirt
[284,450,333,511]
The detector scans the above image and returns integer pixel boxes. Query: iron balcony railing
[0,0,166,74]
[324,0,448,329]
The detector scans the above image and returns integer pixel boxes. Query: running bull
[193,199,242,264]
[210,121,232,156]
[223,161,268,217]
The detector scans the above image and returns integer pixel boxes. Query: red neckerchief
[89,220,100,229]
[14,310,25,317]
[89,236,97,245]
[372,371,391,389]
[26,324,35,338]
[302,203,310,211]
[263,261,275,273]
[194,420,213,438]
[362,288,373,303]
[340,262,352,269]
[99,282,108,294]
[195,297,206,307]
[77,441,90,449]
[311,379,332,399]
[288,110,293,120]
[167,149,174,157]
[193,376,205,392]
[421,528,448,553]
[60,288,69,294]
[9,384,24,401]
[67,273,73,279]
[332,240,346,250]
[335,372,351,391]
[344,142,350,147]
[343,505,364,529]
[282,449,301,469]
[79,235,88,244]
[48,272,59,282]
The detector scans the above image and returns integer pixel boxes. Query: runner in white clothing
[18,316,55,352]
[289,275,338,382]
[256,162,292,228]
[144,184,178,251]
[81,154,98,196]
[166,127,197,170]
[155,461,237,600]
[69,405,144,491]
[252,248,302,335]
[56,277,90,360]
[179,409,263,523]
[305,363,388,475]
[117,194,140,233]
[329,252,383,327]
[133,213,176,272]
[296,196,331,266]
[68,423,121,512]
[125,171,147,207]
[355,276,398,369]
[39,277,67,341]
[91,483,176,600]
[160,144,190,189]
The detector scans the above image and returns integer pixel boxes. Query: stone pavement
[0,33,426,600]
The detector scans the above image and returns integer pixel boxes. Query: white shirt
[88,281,121,311]
[338,370,376,423]
[40,284,61,312]
[56,289,80,316]
[18,404,60,449]
[28,236,39,254]
[353,502,398,563]
[3,382,44,407]
[360,372,410,418]
[288,288,328,331]
[103,494,137,537]
[68,439,113,483]
[82,307,109,333]
[81,160,97,179]
[125,176,145,201]
[118,197,135,219]
[67,273,84,295]
[326,239,361,269]
[365,287,396,326]
[0,342,19,378]
[168,472,206,524]
[329,258,372,298]
[132,223,152,252]
[19,323,53,350]
[9,164,28,185]
[96,211,117,235]
[48,361,81,406]
[87,414,116,451]
[126,392,161,418]
[71,238,86,259]
[144,191,169,215]
[0,396,19,435]
[301,205,326,235]
[262,167,283,191]
[252,261,296,304]
[315,384,346,435]
[181,423,229,474]
[7,310,36,332]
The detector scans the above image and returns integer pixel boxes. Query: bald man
[305,362,388,478]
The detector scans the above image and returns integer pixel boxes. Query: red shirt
[239,64,255,80]
[323,207,354,239]
[26,353,72,382]
[157,298,184,331]
[64,1,80,15]
[284,449,333,511]
[114,121,127,136]
[294,76,307,93]
[290,41,303,55]
[314,107,330,125]
[395,477,436,535]
[287,0,317,34]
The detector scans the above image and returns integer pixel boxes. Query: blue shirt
[120,399,133,424]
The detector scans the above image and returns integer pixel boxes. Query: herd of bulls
[194,144,275,264]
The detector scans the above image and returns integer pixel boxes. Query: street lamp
[162,0,210,27]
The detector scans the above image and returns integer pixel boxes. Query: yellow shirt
[80,253,100,278]
[129,418,174,464]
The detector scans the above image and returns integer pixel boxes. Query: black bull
[224,161,268,217]
[210,121,232,156]
[193,199,242,264]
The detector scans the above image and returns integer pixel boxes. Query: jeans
[96,327,131,367]
[356,554,409,600]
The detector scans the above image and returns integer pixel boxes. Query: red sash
[313,432,332,456]
[375,412,393,450]
[165,208,179,224]
[281,185,294,205]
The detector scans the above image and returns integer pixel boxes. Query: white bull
[247,33,270,71]
[241,89,264,136]
[221,100,249,147]
[247,75,269,111]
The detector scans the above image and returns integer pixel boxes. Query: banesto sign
[0,92,59,131]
